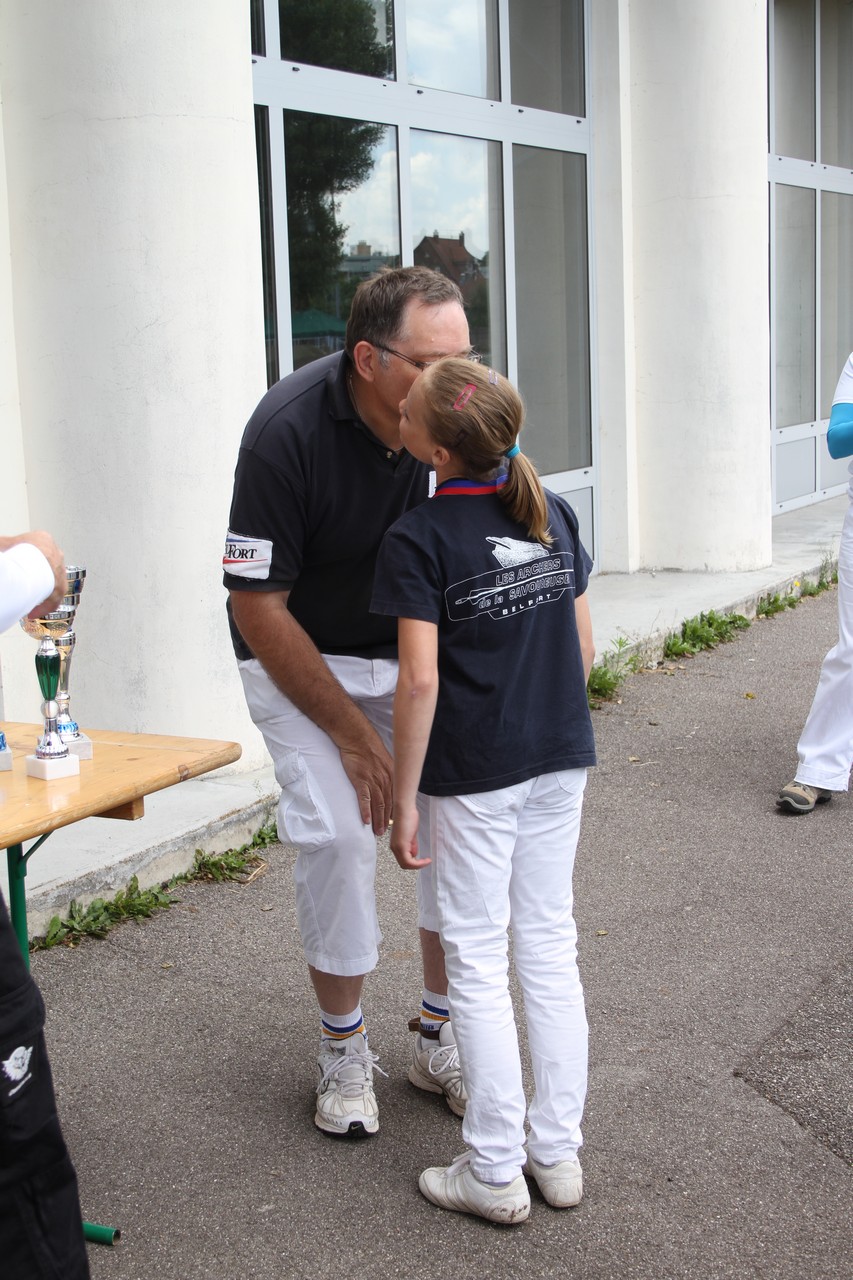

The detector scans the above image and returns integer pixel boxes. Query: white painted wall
[0,1,270,767]
[629,0,772,571]
[590,0,640,573]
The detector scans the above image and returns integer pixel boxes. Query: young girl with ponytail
[371,357,596,1224]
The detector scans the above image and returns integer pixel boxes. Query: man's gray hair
[345,266,464,355]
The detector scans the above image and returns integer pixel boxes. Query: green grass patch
[32,818,278,951]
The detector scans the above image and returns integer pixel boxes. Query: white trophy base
[0,749,13,771]
[25,752,81,780]
[66,733,94,760]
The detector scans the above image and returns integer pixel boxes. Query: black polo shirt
[224,352,430,660]
[371,484,596,795]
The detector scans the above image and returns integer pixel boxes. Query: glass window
[776,437,816,501]
[509,0,584,116]
[283,111,401,369]
[251,0,266,57]
[773,0,815,159]
[820,435,850,487]
[775,184,816,427]
[559,486,593,560]
[406,0,499,98]
[255,106,279,386]
[513,145,591,474]
[820,0,853,168]
[410,131,506,369]
[280,0,394,79]
[821,192,853,417]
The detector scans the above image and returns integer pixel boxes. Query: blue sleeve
[827,400,853,460]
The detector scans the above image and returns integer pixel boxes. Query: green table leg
[5,841,120,1246]
[6,843,30,967]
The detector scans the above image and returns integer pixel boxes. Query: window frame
[252,0,599,553]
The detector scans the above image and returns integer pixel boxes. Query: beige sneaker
[523,1153,583,1207]
[408,1020,467,1116]
[419,1152,530,1224]
[776,781,832,814]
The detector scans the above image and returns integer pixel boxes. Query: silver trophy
[53,566,90,756]
[20,565,88,777]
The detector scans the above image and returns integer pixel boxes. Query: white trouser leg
[510,769,588,1164]
[238,655,402,975]
[430,770,588,1183]
[431,784,526,1184]
[796,500,853,790]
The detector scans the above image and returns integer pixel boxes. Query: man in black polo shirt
[223,268,472,1137]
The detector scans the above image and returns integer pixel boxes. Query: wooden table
[0,722,241,1245]
[1,722,242,958]
[1,721,240,962]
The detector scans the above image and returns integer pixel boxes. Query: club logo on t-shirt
[446,538,575,621]
[487,536,549,568]
[223,530,273,580]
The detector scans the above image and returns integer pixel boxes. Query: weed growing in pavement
[31,818,278,951]
[663,610,750,659]
[38,876,176,948]
[586,562,837,709]
[756,590,798,617]
[587,635,643,708]
[796,554,835,598]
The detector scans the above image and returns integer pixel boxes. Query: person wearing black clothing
[0,531,90,1279]
[223,268,475,1136]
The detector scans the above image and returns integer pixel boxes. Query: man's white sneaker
[419,1152,530,1224]
[315,1033,381,1138]
[523,1153,583,1207]
[408,1021,468,1116]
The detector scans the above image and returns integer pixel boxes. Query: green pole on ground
[83,1222,121,1245]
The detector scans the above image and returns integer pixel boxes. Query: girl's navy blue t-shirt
[371,482,596,796]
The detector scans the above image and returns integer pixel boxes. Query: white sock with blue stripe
[419,989,450,1036]
[320,1005,366,1045]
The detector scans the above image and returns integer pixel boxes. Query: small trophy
[53,567,91,757]
[20,565,88,779]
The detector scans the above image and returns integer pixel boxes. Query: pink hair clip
[488,368,499,385]
[452,383,477,411]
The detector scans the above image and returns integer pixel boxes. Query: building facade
[0,1,849,770]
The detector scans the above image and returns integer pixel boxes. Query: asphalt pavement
[33,583,852,1279]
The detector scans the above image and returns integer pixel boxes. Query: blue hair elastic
[505,442,520,459]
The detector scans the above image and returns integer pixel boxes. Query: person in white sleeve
[777,352,853,814]
[0,530,66,632]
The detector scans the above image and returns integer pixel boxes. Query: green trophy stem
[35,644,60,701]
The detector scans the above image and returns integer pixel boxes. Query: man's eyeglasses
[374,344,481,372]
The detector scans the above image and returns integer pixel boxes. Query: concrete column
[629,0,772,570]
[0,2,268,764]
[590,0,640,572]
[0,95,31,718]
